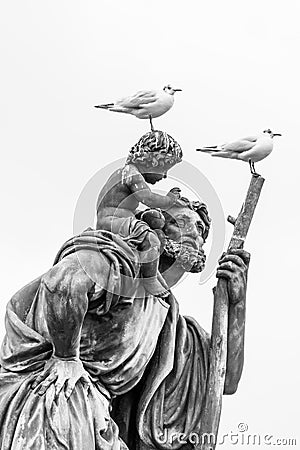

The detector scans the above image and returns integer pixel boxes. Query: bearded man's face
[162,206,207,273]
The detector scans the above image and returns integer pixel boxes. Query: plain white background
[0,1,299,448]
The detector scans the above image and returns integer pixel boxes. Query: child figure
[96,130,183,298]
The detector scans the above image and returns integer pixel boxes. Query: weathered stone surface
[0,170,250,448]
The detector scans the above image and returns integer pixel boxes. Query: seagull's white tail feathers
[211,151,240,159]
[107,106,132,114]
[95,104,132,114]
[196,146,219,153]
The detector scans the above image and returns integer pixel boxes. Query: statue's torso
[80,295,169,395]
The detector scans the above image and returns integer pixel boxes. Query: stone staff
[199,174,265,450]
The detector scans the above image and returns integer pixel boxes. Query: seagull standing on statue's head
[196,129,281,176]
[94,85,182,131]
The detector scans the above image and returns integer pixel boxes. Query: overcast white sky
[1,1,299,447]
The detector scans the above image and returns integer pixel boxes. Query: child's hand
[167,187,181,199]
[141,209,165,230]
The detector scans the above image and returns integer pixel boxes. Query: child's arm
[122,164,178,210]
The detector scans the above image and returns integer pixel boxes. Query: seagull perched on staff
[94,85,182,131]
[196,129,281,176]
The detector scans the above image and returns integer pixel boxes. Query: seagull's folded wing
[117,90,157,108]
[223,138,256,152]
[241,135,258,142]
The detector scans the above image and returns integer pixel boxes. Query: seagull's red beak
[173,88,182,92]
[273,133,282,136]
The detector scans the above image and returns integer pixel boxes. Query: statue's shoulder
[121,163,142,185]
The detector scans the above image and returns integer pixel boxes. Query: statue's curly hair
[126,130,183,168]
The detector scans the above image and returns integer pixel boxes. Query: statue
[96,130,183,298]
[0,132,250,450]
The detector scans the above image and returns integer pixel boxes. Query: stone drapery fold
[0,229,210,449]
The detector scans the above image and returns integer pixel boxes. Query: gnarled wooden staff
[199,175,265,450]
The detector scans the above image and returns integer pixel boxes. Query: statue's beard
[162,238,206,273]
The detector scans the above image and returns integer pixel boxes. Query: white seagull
[196,129,281,176]
[94,85,182,131]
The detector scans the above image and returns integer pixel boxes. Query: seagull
[94,85,182,131]
[196,129,281,176]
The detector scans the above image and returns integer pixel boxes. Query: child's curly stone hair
[126,130,183,167]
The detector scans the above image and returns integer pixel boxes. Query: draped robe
[0,229,210,449]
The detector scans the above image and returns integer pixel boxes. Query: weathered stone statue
[96,130,183,298]
[0,132,250,450]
